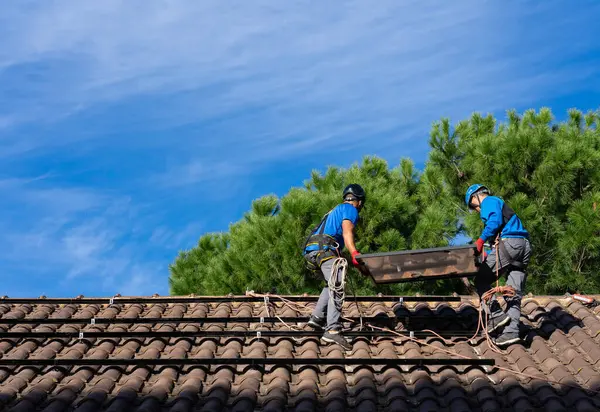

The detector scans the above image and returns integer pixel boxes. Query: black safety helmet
[342,183,366,203]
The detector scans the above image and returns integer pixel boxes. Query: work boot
[307,315,325,330]
[321,330,352,351]
[486,312,510,334]
[494,331,520,346]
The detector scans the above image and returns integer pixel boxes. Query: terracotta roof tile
[2,294,600,410]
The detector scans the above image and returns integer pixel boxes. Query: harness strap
[501,202,516,227]
[304,249,338,274]
[305,234,339,250]
[315,211,330,251]
[302,207,343,273]
[302,211,330,252]
[303,208,340,253]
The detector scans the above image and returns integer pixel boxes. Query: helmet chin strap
[469,192,483,209]
[344,197,364,211]
[475,192,486,208]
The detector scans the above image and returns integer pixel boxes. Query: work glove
[351,250,360,266]
[475,238,486,257]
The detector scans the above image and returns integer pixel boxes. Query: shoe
[486,312,510,334]
[307,315,325,330]
[494,332,520,346]
[321,330,352,351]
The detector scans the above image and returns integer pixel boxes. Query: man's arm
[340,204,360,265]
[342,220,357,254]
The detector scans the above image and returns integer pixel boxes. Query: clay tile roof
[1,294,600,411]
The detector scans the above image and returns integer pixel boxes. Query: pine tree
[169,156,458,295]
[170,108,600,296]
[428,108,600,294]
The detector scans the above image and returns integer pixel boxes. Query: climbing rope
[329,257,347,313]
[246,256,365,331]
[246,244,600,396]
[346,267,365,330]
[467,236,516,353]
[327,257,365,330]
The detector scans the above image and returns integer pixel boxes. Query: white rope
[329,257,348,312]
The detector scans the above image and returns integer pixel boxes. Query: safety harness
[302,210,341,273]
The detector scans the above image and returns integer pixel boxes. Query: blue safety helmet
[465,184,490,207]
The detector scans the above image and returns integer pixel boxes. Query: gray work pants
[475,237,531,334]
[311,258,345,331]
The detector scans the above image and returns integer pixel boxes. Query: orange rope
[469,236,517,354]
[248,276,364,330]
[249,286,600,394]
[247,290,307,330]
[246,290,312,315]
[247,239,599,395]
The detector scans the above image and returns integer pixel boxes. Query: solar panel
[356,244,482,284]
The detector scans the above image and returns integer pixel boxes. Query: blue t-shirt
[479,196,529,242]
[305,203,359,252]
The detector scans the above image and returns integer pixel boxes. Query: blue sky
[1,1,599,297]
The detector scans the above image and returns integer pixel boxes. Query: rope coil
[329,257,348,313]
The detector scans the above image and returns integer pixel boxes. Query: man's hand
[475,238,485,255]
[351,250,360,266]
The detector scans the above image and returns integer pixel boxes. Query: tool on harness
[302,210,340,273]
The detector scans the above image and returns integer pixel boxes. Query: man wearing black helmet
[302,183,365,350]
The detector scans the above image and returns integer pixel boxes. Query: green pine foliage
[169,156,458,296]
[428,108,600,294]
[170,108,600,296]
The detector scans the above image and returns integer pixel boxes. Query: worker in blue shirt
[466,184,532,346]
[302,184,365,351]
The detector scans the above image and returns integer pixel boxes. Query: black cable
[0,329,478,339]
[0,295,462,305]
[0,357,494,367]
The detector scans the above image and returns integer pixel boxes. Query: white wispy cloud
[0,177,169,296]
[154,160,244,188]
[2,1,598,159]
[149,221,204,250]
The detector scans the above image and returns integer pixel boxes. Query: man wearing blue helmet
[466,184,531,346]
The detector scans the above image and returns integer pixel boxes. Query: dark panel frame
[357,245,482,284]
